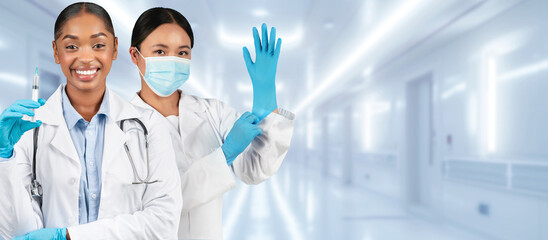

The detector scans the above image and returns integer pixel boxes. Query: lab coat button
[92,194,97,199]
[69,178,76,184]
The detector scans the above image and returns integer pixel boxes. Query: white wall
[0,2,59,109]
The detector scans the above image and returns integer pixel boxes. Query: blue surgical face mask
[136,49,191,97]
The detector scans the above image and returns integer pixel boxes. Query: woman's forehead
[143,23,190,45]
[59,13,114,39]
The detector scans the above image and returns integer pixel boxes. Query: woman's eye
[93,44,105,49]
[154,50,165,55]
[66,45,77,50]
[179,51,188,56]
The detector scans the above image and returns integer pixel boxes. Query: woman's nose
[78,47,94,63]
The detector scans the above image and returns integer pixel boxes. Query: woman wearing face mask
[129,7,295,240]
[0,3,181,240]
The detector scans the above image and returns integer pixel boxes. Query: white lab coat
[131,91,295,240]
[0,85,182,240]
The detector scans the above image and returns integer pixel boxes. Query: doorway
[406,73,434,208]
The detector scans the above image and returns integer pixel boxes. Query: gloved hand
[243,23,282,121]
[14,227,67,240]
[0,99,45,158]
[221,112,263,165]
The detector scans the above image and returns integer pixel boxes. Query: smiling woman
[0,2,182,240]
[51,4,117,121]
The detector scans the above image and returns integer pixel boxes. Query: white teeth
[75,69,97,75]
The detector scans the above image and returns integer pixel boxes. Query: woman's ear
[129,47,139,65]
[112,37,118,60]
[52,41,60,64]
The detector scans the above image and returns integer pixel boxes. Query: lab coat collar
[37,85,141,125]
[36,84,140,164]
[61,86,110,130]
[177,90,209,136]
[108,87,142,123]
[35,85,65,126]
[34,85,78,164]
[130,90,207,114]
[99,87,138,175]
[130,90,208,140]
[178,90,206,114]
[130,92,183,135]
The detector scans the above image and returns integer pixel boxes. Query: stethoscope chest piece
[29,179,43,203]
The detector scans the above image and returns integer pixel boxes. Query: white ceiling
[4,0,525,113]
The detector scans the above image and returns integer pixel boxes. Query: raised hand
[243,23,282,121]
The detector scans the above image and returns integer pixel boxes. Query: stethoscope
[30,118,159,203]
[120,118,159,185]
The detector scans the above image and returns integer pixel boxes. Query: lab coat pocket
[122,183,146,211]
[104,171,146,215]
[102,140,148,215]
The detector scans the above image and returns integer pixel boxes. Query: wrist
[252,82,276,96]
[221,145,236,165]
[252,97,277,120]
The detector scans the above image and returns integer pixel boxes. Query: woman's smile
[72,67,100,81]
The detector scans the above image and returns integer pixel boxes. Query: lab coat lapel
[178,92,224,159]
[101,88,140,172]
[37,85,80,164]
[50,125,80,164]
[178,92,207,136]
[101,119,127,171]
[130,91,206,134]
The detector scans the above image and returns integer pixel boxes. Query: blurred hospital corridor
[222,157,494,240]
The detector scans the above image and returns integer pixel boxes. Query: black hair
[131,7,194,50]
[54,2,115,40]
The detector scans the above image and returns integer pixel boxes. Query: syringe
[31,67,39,122]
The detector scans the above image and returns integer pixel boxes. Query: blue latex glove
[221,112,263,165]
[0,99,45,158]
[243,23,282,121]
[14,228,67,240]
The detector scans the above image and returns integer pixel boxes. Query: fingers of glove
[240,112,251,121]
[38,98,46,105]
[247,113,260,125]
[13,99,41,109]
[269,27,276,54]
[20,120,42,133]
[8,104,35,116]
[251,125,263,137]
[261,23,268,52]
[274,38,282,58]
[242,112,259,124]
[243,47,254,69]
[253,27,261,53]
[0,111,25,120]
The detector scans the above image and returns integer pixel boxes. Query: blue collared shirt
[61,87,109,224]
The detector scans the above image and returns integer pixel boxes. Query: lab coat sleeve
[0,131,44,239]
[179,147,236,212]
[214,100,296,185]
[67,113,182,240]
